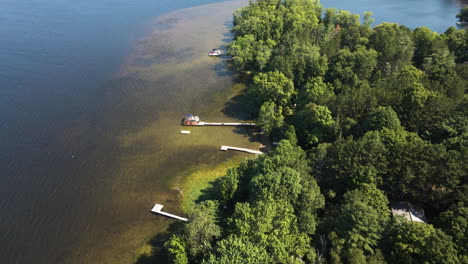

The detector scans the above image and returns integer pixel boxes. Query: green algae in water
[64,1,256,264]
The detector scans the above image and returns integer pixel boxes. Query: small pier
[151,204,188,222]
[220,145,263,155]
[197,122,256,126]
[183,115,256,127]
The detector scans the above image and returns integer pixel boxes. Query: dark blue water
[0,0,463,263]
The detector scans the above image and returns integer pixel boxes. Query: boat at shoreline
[182,114,256,127]
[183,114,200,125]
[456,20,468,26]
[208,48,222,56]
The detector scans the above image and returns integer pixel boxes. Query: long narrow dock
[151,204,188,221]
[220,145,263,155]
[197,122,256,126]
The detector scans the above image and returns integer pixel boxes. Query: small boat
[180,130,191,134]
[457,21,468,26]
[208,48,222,56]
[183,114,200,125]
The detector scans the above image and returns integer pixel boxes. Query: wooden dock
[220,145,263,155]
[150,204,188,221]
[197,122,256,126]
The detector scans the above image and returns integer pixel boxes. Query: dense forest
[458,6,468,21]
[163,0,467,263]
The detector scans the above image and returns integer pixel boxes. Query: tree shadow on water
[222,92,256,120]
[211,60,235,78]
[232,127,261,143]
[133,221,184,264]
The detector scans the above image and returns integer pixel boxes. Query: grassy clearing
[176,156,245,213]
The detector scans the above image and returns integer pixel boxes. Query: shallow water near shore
[61,1,258,263]
[1,0,254,263]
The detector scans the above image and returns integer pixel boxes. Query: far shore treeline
[162,0,467,263]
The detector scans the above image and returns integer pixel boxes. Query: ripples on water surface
[0,0,251,263]
[0,0,463,263]
[322,0,463,33]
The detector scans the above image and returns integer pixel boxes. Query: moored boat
[208,48,222,56]
[183,114,200,125]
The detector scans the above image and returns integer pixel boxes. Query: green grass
[176,156,245,213]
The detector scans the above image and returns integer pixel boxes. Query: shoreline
[137,0,462,262]
[99,1,257,263]
[69,0,464,262]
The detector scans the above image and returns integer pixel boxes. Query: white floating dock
[220,145,263,155]
[151,204,188,222]
[180,130,191,134]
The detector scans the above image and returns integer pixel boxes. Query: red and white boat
[208,48,222,56]
[183,114,200,125]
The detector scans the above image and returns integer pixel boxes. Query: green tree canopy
[203,235,271,264]
[363,106,401,132]
[165,235,189,264]
[386,221,459,264]
[249,71,295,109]
[297,76,334,107]
[249,166,303,203]
[228,199,310,263]
[257,101,284,133]
[184,201,222,258]
[320,131,388,194]
[294,103,335,146]
[369,23,414,72]
[330,185,390,260]
[456,6,468,21]
[435,204,468,259]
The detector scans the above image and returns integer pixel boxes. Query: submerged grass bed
[177,155,246,213]
[131,156,248,264]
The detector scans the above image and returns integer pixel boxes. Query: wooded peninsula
[162,0,467,263]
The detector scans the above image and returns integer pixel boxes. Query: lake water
[0,0,463,263]
[322,0,463,32]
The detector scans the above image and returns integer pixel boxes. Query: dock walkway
[151,204,188,221]
[220,145,263,155]
[197,122,256,126]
